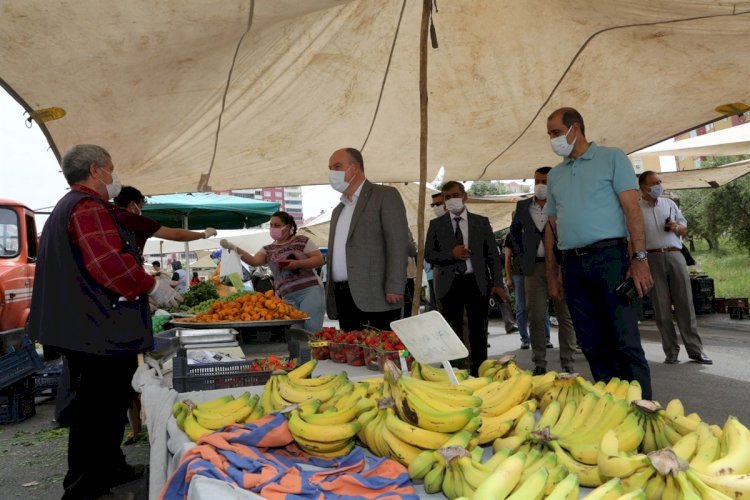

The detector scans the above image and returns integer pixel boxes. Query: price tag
[389,311,468,364]
[309,341,329,348]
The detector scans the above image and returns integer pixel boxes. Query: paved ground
[0,313,747,499]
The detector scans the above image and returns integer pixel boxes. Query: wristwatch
[632,250,648,262]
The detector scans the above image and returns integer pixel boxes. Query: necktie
[454,217,466,274]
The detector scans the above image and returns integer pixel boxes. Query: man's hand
[504,277,514,290]
[204,227,217,238]
[627,260,653,297]
[149,279,182,308]
[451,245,471,261]
[547,269,564,302]
[385,293,403,304]
[220,238,237,252]
[490,286,509,302]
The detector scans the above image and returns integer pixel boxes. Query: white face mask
[445,197,464,215]
[534,184,548,200]
[329,169,350,193]
[99,168,122,199]
[648,184,664,199]
[550,126,576,157]
[432,204,446,218]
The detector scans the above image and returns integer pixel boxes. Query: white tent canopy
[142,229,271,256]
[2,1,750,191]
[632,122,750,158]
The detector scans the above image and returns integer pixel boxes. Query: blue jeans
[561,242,652,399]
[283,285,325,333]
[512,274,550,343]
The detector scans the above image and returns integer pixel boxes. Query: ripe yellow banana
[507,466,548,500]
[277,375,338,404]
[472,451,526,500]
[559,391,598,436]
[584,477,624,499]
[293,433,353,454]
[551,398,578,436]
[300,398,359,426]
[242,403,264,423]
[477,416,514,444]
[692,468,750,498]
[602,377,622,395]
[477,358,498,377]
[400,377,480,410]
[689,434,721,472]
[520,450,557,482]
[193,394,234,412]
[665,398,685,419]
[704,416,750,476]
[535,399,562,431]
[484,447,511,470]
[287,409,361,442]
[287,359,317,379]
[597,429,650,479]
[672,431,700,462]
[194,402,254,430]
[393,385,477,433]
[613,379,631,401]
[194,392,253,417]
[549,440,604,487]
[454,455,491,491]
[626,380,642,403]
[684,469,736,499]
[619,465,655,493]
[172,400,191,417]
[644,471,666,498]
[492,433,528,454]
[544,472,579,500]
[544,463,569,495]
[384,409,452,449]
[381,424,422,466]
[531,371,557,399]
[413,361,469,382]
[480,372,533,417]
[306,441,355,459]
[183,412,214,441]
[459,376,492,391]
[613,412,645,453]
[513,409,536,436]
[175,409,188,430]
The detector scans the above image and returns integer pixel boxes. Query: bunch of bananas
[474,373,535,444]
[173,391,264,442]
[286,389,369,458]
[526,392,642,487]
[476,355,525,382]
[259,371,349,414]
[631,398,716,453]
[587,413,750,499]
[578,376,644,403]
[411,360,469,382]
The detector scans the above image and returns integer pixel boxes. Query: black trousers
[331,281,401,332]
[403,278,416,318]
[59,349,138,499]
[438,274,489,377]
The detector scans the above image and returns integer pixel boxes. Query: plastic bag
[219,248,243,277]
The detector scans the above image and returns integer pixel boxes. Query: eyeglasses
[430,203,443,208]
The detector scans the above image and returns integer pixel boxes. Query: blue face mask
[649,184,664,199]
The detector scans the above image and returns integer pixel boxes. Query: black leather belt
[647,247,680,253]
[562,238,627,257]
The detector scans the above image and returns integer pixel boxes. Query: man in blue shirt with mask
[543,107,654,399]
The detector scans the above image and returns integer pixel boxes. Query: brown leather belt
[647,247,680,253]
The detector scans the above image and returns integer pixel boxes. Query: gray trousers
[526,262,577,370]
[647,251,703,358]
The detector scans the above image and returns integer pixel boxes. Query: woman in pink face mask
[220,211,325,332]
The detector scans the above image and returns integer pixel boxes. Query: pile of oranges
[188,290,308,323]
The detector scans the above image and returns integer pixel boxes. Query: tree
[678,155,750,253]
[468,180,501,197]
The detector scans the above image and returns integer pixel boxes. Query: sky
[0,89,341,229]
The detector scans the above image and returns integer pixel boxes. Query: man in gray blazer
[426,181,507,376]
[326,148,409,331]
[509,166,577,375]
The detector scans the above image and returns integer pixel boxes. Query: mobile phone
[615,277,639,305]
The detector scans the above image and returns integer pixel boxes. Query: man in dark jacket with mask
[28,144,181,499]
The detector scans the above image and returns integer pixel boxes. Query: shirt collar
[340,181,365,206]
[563,141,598,165]
[72,183,108,201]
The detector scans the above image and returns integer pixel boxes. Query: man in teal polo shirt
[543,107,654,400]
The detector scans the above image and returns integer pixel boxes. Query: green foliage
[181,280,220,307]
[468,180,511,197]
[691,238,750,298]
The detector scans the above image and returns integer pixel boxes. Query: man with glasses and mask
[638,171,712,365]
[426,192,445,311]
[326,147,410,331]
[426,181,508,376]
[544,108,654,399]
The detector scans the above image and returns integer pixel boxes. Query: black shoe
[506,325,519,334]
[664,356,679,364]
[520,341,530,350]
[532,366,546,376]
[109,463,146,488]
[689,352,713,365]
[546,342,554,349]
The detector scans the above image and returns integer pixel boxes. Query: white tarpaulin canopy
[632,122,750,158]
[142,229,271,256]
[2,1,750,191]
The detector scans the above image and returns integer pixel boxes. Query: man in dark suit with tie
[510,166,577,375]
[326,148,410,332]
[426,181,508,376]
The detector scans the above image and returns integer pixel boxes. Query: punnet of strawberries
[245,355,297,372]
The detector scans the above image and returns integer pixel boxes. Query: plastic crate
[34,362,63,396]
[0,376,36,424]
[172,355,273,393]
[0,336,44,390]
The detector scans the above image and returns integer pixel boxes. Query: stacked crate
[690,276,715,315]
[0,333,43,424]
